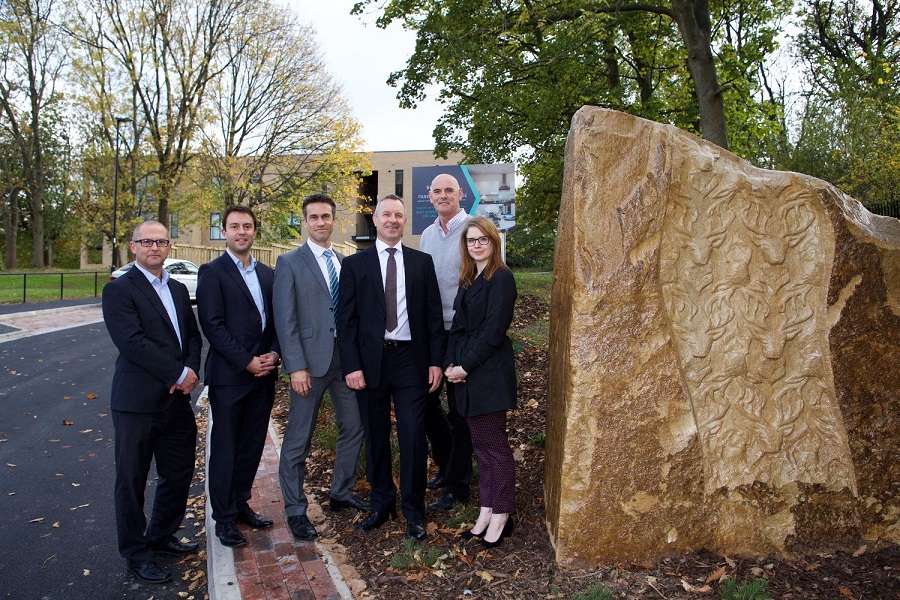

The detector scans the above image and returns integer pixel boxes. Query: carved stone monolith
[544,106,900,566]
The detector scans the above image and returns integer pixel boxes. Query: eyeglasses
[133,238,170,248]
[465,236,490,247]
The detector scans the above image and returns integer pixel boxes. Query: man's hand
[256,352,280,377]
[170,367,199,394]
[290,369,311,397]
[246,355,275,376]
[345,370,366,390]
[428,366,443,392]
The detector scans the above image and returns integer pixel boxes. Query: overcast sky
[286,0,445,153]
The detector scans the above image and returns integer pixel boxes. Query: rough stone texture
[544,106,900,566]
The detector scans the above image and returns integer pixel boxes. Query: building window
[210,212,224,240]
[170,213,179,238]
[395,169,404,197]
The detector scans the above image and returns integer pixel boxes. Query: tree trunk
[671,0,730,150]
[30,186,45,268]
[4,187,20,269]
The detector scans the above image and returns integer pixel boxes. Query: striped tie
[322,249,339,326]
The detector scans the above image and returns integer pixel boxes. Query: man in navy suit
[102,220,202,584]
[197,205,280,548]
[337,195,445,541]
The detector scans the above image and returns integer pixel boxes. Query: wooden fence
[169,240,359,267]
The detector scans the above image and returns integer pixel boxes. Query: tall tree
[0,0,67,267]
[190,0,366,233]
[353,0,788,223]
[791,0,900,206]
[71,0,248,227]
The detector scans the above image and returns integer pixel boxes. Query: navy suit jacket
[197,252,279,387]
[337,243,445,389]
[102,266,202,413]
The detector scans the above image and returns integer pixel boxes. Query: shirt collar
[306,239,333,258]
[434,208,468,235]
[226,248,257,272]
[375,239,402,255]
[134,261,169,285]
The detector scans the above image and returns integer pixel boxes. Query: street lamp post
[111,117,132,271]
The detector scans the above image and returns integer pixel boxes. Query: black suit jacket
[102,266,202,413]
[445,267,518,417]
[337,243,445,389]
[197,252,279,386]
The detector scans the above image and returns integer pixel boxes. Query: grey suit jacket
[273,242,342,378]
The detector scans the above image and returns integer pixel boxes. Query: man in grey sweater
[419,173,474,510]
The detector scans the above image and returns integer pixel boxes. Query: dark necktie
[323,249,339,329]
[385,247,397,332]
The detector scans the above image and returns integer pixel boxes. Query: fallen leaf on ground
[86,393,97,399]
[6,463,16,468]
[62,420,73,426]
[852,544,867,557]
[29,518,45,523]
[52,522,60,528]
[476,570,494,582]
[705,566,726,583]
[69,503,89,510]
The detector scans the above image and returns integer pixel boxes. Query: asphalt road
[0,316,207,599]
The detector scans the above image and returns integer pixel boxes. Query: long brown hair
[458,216,507,288]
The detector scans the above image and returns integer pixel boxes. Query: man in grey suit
[273,193,369,540]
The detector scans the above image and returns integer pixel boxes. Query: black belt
[383,339,412,348]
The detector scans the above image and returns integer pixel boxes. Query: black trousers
[355,344,428,522]
[112,398,197,566]
[425,379,473,496]
[208,378,275,523]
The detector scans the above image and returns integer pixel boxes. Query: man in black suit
[337,194,445,541]
[197,205,280,548]
[102,220,202,584]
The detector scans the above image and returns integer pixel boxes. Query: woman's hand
[444,364,468,383]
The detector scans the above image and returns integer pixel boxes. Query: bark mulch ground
[270,294,899,599]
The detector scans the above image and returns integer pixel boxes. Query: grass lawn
[0,271,109,304]
[513,269,552,302]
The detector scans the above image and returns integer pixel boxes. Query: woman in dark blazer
[444,216,518,548]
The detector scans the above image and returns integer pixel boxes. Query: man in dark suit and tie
[197,205,280,548]
[273,193,369,541]
[337,194,446,541]
[102,220,202,584]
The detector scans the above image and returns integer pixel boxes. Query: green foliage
[569,583,614,600]
[506,222,556,271]
[528,430,546,448]
[720,578,770,600]
[789,0,900,205]
[354,0,789,225]
[446,502,479,529]
[388,538,443,570]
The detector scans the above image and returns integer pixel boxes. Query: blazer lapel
[127,268,181,346]
[299,244,330,295]
[364,245,386,314]
[221,254,256,306]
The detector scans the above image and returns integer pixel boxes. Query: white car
[109,258,200,300]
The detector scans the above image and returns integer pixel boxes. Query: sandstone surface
[544,106,900,565]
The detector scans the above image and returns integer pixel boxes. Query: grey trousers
[278,340,364,517]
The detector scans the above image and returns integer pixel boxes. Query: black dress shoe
[481,516,515,549]
[152,535,200,555]
[215,521,247,547]
[427,490,470,511]
[355,508,397,532]
[406,521,427,541]
[129,560,172,583]
[329,495,371,512]
[426,474,445,490]
[288,514,318,540]
[236,506,274,529]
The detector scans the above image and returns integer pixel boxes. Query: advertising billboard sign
[411,164,516,235]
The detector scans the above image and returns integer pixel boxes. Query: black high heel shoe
[481,516,515,549]
[459,528,486,541]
